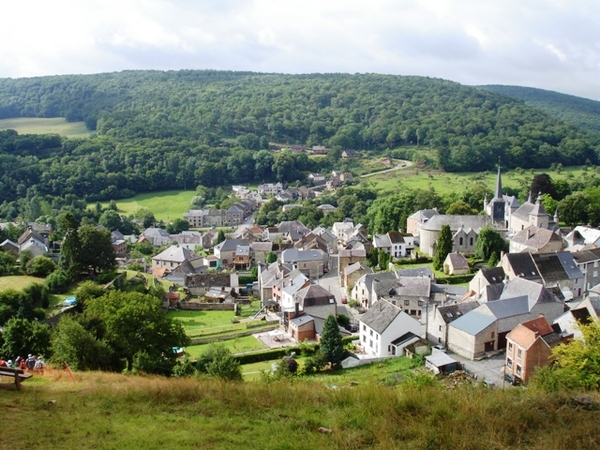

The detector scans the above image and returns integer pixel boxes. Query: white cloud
[0,0,599,99]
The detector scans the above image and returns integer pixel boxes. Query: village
[4,162,597,386]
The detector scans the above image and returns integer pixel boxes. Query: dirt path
[360,159,413,178]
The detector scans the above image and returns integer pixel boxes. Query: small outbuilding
[425,352,459,375]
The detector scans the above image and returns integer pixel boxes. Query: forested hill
[479,85,600,134]
[0,71,599,215]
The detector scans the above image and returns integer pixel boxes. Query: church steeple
[494,164,503,200]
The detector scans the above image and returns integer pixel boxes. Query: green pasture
[97,190,197,221]
[185,335,266,358]
[365,164,592,196]
[0,117,91,138]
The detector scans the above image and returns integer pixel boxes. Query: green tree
[217,230,226,244]
[22,283,50,309]
[78,225,117,276]
[50,316,114,371]
[0,317,52,358]
[266,251,278,264]
[0,251,16,276]
[195,343,242,381]
[433,225,452,271]
[319,314,344,368]
[559,192,596,227]
[378,250,391,269]
[445,200,478,215]
[45,270,71,294]
[25,255,57,277]
[474,226,506,261]
[86,291,189,372]
[166,218,190,234]
[532,322,600,392]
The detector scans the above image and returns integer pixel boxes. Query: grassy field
[2,370,599,449]
[365,164,592,196]
[0,275,45,292]
[98,190,197,221]
[0,117,91,138]
[185,335,266,358]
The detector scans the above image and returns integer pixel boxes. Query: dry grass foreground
[1,370,600,450]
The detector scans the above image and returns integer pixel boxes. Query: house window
[507,358,513,369]
[459,237,463,246]
[410,310,416,316]
[370,340,373,348]
[516,365,522,376]
[491,332,495,339]
[517,349,522,359]
[376,334,379,341]
[418,301,423,306]
[438,337,442,343]
[362,335,365,342]
[404,300,410,306]
[439,325,442,332]
[362,324,366,331]
[469,237,474,246]
[508,343,513,352]
[370,329,373,337]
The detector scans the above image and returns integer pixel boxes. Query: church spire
[494,164,503,200]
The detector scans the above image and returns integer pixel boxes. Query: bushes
[45,270,71,294]
[25,256,57,277]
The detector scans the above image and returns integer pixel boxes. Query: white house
[359,299,422,358]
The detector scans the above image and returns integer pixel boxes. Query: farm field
[0,117,91,138]
[98,190,197,221]
[365,163,591,196]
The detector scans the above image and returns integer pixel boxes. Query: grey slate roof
[510,226,561,250]
[485,296,530,319]
[555,251,584,279]
[294,284,335,308]
[360,299,402,334]
[215,239,250,253]
[571,248,600,264]
[532,253,569,283]
[420,214,495,232]
[499,277,557,308]
[437,302,480,324]
[394,267,434,279]
[504,252,541,280]
[450,310,496,335]
[480,267,506,284]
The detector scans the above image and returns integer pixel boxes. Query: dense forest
[479,85,600,134]
[0,71,599,220]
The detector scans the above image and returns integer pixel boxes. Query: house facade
[359,299,422,357]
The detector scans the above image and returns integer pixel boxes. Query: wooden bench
[0,367,33,389]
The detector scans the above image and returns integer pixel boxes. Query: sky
[1,0,599,100]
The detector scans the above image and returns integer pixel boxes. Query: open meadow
[364,162,592,196]
[0,117,91,138]
[98,190,197,221]
[2,370,599,449]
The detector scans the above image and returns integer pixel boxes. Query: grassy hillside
[2,371,599,449]
[0,117,91,137]
[99,190,197,222]
[479,85,600,134]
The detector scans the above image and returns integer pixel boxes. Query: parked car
[432,344,446,352]
[346,323,358,332]
[341,297,348,304]
[504,373,521,386]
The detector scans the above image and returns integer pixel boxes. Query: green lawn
[185,335,266,358]
[96,190,197,221]
[168,305,270,339]
[0,117,91,138]
[0,275,45,292]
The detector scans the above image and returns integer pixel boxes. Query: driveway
[448,351,508,387]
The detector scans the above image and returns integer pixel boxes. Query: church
[483,166,559,235]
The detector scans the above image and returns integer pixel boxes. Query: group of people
[0,354,46,372]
